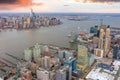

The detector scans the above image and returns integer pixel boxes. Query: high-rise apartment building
[77,45,88,70]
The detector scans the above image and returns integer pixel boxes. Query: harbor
[0,23,119,80]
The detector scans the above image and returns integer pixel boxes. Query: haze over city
[0,0,120,13]
[0,0,120,80]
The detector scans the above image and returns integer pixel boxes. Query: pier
[0,58,16,67]
[111,27,120,30]
[5,53,26,62]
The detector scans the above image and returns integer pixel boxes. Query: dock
[29,43,75,53]
[0,60,13,68]
[5,53,26,62]
[1,58,16,67]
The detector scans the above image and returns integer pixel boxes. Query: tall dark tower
[30,8,36,20]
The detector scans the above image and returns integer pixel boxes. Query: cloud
[63,5,70,6]
[0,0,44,10]
[0,0,18,4]
[74,0,120,4]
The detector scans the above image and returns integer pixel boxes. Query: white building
[24,48,32,61]
[37,68,50,80]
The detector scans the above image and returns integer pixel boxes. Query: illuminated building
[77,45,88,70]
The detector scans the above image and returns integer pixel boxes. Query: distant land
[0,13,120,17]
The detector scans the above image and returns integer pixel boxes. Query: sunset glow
[0,0,120,13]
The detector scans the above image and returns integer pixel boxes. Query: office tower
[43,45,50,56]
[64,58,76,71]
[58,50,66,59]
[66,66,72,80]
[37,68,50,80]
[15,19,19,29]
[23,21,27,29]
[90,25,98,36]
[21,17,24,27]
[27,17,31,24]
[24,48,32,61]
[104,36,111,56]
[55,66,72,80]
[113,44,119,59]
[1,18,6,28]
[12,17,16,25]
[104,27,111,56]
[77,45,88,70]
[94,48,103,58]
[106,28,111,37]
[41,56,51,69]
[98,28,104,49]
[58,50,73,59]
[55,67,66,80]
[88,53,95,66]
[26,17,31,28]
[30,8,36,20]
[33,43,41,61]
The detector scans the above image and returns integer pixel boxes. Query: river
[0,15,120,63]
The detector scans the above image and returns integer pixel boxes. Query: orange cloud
[0,0,44,10]
[74,0,120,4]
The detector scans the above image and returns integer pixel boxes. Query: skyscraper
[33,43,41,62]
[43,45,50,56]
[37,68,50,80]
[98,28,104,49]
[64,58,76,71]
[113,44,119,59]
[24,48,32,61]
[104,27,111,56]
[30,8,36,20]
[55,66,72,80]
[98,25,111,57]
[41,56,51,69]
[77,45,88,70]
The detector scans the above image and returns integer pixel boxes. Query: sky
[0,0,120,13]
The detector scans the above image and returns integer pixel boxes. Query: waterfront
[0,14,120,63]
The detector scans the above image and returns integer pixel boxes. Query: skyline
[0,0,120,13]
